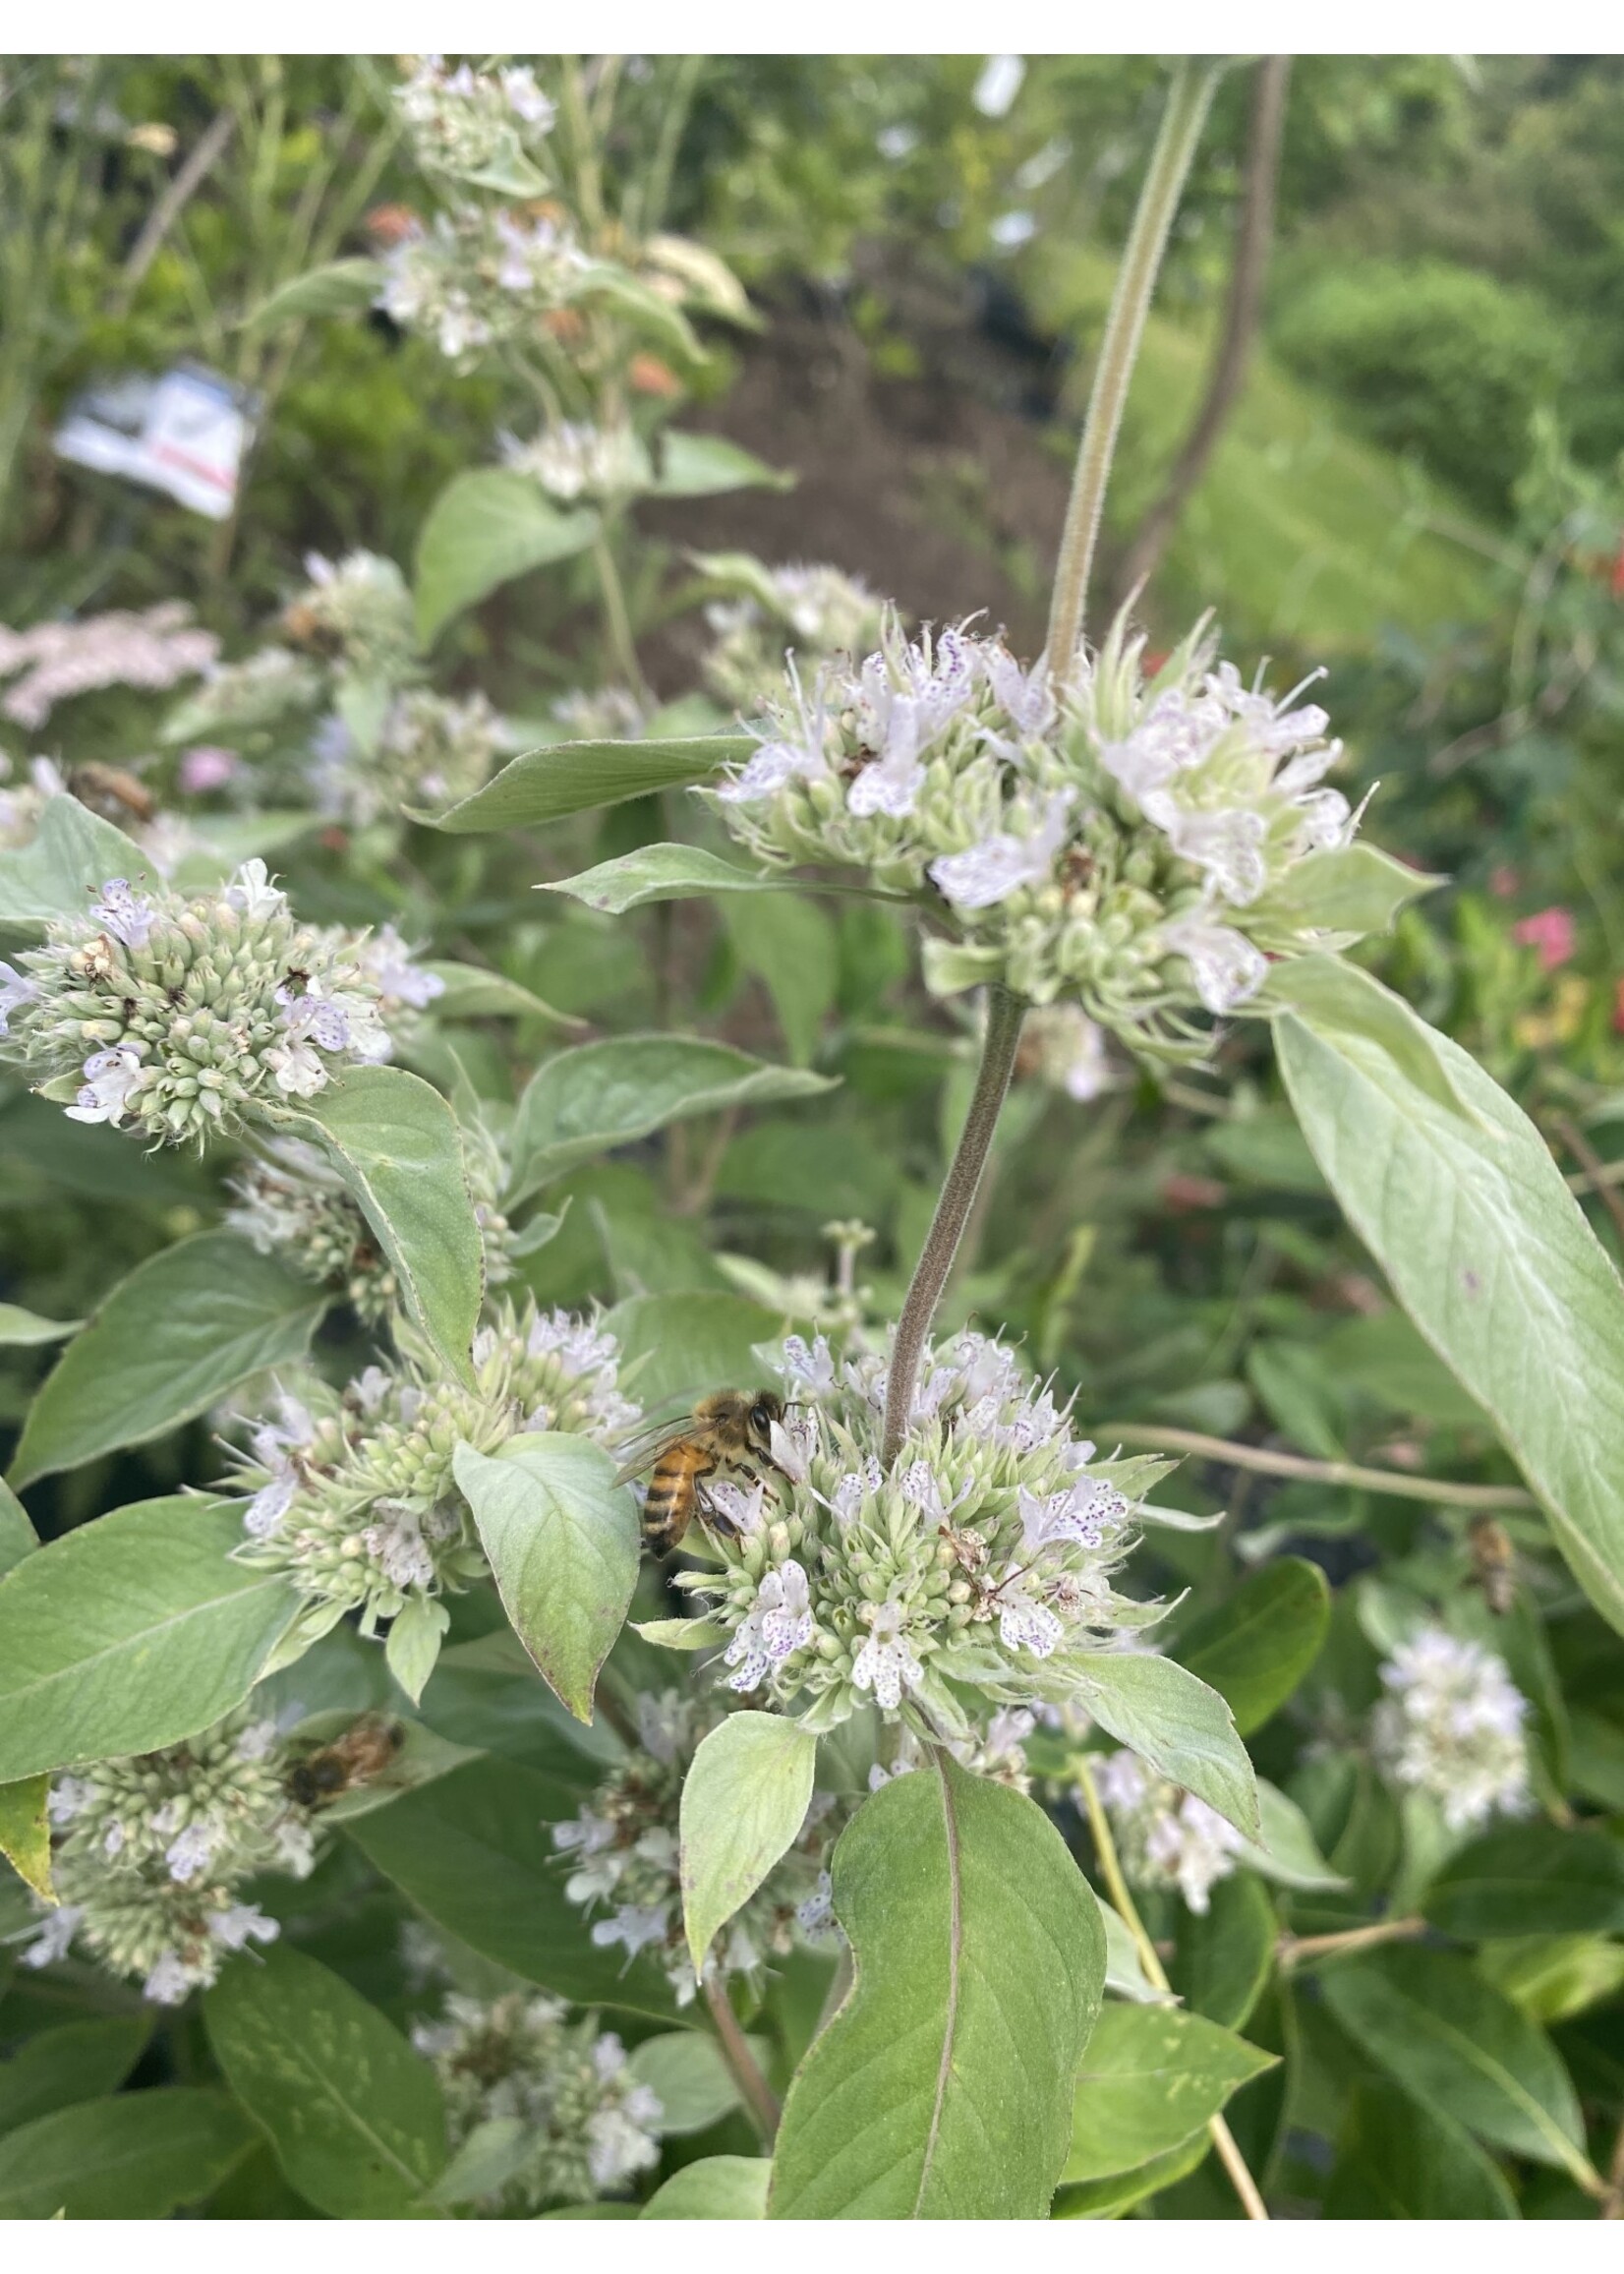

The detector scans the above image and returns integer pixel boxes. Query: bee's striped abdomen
[643,1441,715,1553]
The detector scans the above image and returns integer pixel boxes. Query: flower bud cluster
[553,1688,844,2005]
[164,645,326,752]
[669,1328,1187,1740]
[412,1990,663,2213]
[226,1119,514,1327]
[396,54,556,189]
[500,420,650,502]
[0,851,415,1145]
[309,689,502,827]
[16,1706,315,2004]
[228,1301,640,1648]
[701,560,885,713]
[1091,1748,1246,1914]
[377,205,589,366]
[1370,1626,1532,1832]
[708,612,1366,1055]
[282,551,419,682]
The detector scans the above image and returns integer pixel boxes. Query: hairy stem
[1073,1756,1270,2222]
[882,985,1026,1466]
[703,1969,781,2143]
[1044,59,1221,678]
[1097,1423,1535,1511]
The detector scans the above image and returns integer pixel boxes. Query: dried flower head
[16,1705,314,2003]
[1370,1625,1532,1832]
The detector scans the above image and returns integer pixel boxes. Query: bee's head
[748,1390,784,1441]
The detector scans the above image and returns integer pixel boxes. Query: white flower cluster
[553,1689,843,2005]
[377,205,588,365]
[708,613,1365,1054]
[308,689,503,827]
[0,846,424,1145]
[668,1327,1189,1740]
[701,560,886,713]
[163,645,325,753]
[500,421,650,502]
[282,551,419,682]
[1092,1748,1247,1914]
[412,1990,663,2213]
[1370,1626,1533,1832]
[15,1706,315,2004]
[0,602,217,729]
[396,54,556,189]
[227,1304,640,1662]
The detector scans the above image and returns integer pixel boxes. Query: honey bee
[284,1715,405,1809]
[1468,1515,1518,1616]
[613,1389,786,1554]
[67,763,155,824]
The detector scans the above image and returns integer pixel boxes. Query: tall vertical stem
[882,985,1026,1465]
[1044,60,1222,678]
[703,1970,782,2143]
[1073,1756,1271,2222]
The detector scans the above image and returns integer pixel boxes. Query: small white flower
[21,1905,84,1967]
[88,878,156,949]
[782,1333,838,1396]
[46,1776,94,1824]
[0,960,36,1035]
[223,857,285,917]
[65,1044,145,1126]
[207,1903,279,1951]
[928,790,1073,909]
[264,1039,328,1098]
[243,1471,298,1540]
[165,1823,217,1883]
[725,1561,814,1688]
[591,1902,670,1958]
[362,1503,437,1591]
[1160,909,1269,1016]
[586,2105,662,2188]
[795,1870,840,1943]
[705,1478,766,1537]
[1152,805,1269,906]
[143,1953,197,2005]
[851,1599,925,1711]
[769,1409,819,1485]
[997,1587,1063,1659]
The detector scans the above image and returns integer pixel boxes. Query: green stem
[702,1970,781,2144]
[882,985,1026,1466]
[1073,1755,1269,2222]
[591,526,651,703]
[1043,60,1221,677]
[1097,1423,1535,1511]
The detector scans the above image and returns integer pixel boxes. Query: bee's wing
[609,1411,699,1489]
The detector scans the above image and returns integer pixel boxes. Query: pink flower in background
[178,746,242,793]
[1512,906,1575,971]
[1488,865,1520,900]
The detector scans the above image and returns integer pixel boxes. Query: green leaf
[382,1595,449,1706]
[269,1065,483,1381]
[680,1712,818,1971]
[1275,956,1624,1634]
[0,1496,296,1781]
[1269,953,1477,1119]
[510,1035,834,1198]
[634,1614,729,1651]
[1240,1779,1350,1891]
[626,2033,748,2135]
[1052,2130,1212,2219]
[1072,1653,1260,1840]
[1318,1945,1596,2185]
[414,470,598,643]
[0,1774,50,1900]
[1247,844,1442,942]
[0,2088,253,2217]
[654,433,791,496]
[421,960,580,1027]
[245,257,385,330]
[1100,1900,1175,2005]
[1422,1825,1624,1940]
[343,1756,678,2019]
[0,1480,36,1578]
[1063,2004,1275,2184]
[1172,1558,1330,1735]
[603,1291,787,1409]
[426,2116,533,2207]
[428,734,748,833]
[1171,1873,1277,2030]
[9,1232,323,1488]
[205,1945,446,2218]
[768,1755,1105,2219]
[0,2017,151,2136]
[543,843,780,915]
[0,794,149,927]
[0,1304,79,1346]
[722,893,840,1066]
[453,1434,639,1723]
[1324,2080,1520,2218]
[642,2156,771,2218]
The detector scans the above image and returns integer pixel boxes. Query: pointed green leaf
[680,1712,818,1971]
[1248,844,1442,943]
[343,1756,679,2019]
[0,2088,253,2217]
[1052,2129,1212,2219]
[768,1755,1105,2219]
[414,469,598,642]
[9,1233,323,1488]
[654,433,792,496]
[428,734,748,832]
[1422,1824,1624,1940]
[0,1497,297,1781]
[511,1036,835,1197]
[1063,2004,1276,2183]
[0,2016,151,2136]
[0,1775,50,1900]
[268,1065,482,1380]
[204,1945,446,2218]
[0,794,149,927]
[1324,2080,1520,2218]
[382,1595,449,1706]
[1275,957,1624,1634]
[1172,1558,1330,1735]
[453,1434,639,1723]
[1171,1873,1277,2030]
[1319,1944,1596,2186]
[0,1305,79,1346]
[1071,1653,1260,1840]
[642,2156,770,2218]
[1239,1779,1350,1892]
[420,960,579,1026]
[543,843,780,914]
[626,2033,747,2135]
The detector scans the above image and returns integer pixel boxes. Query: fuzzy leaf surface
[1072,1653,1260,1840]
[679,1712,818,1971]
[0,794,148,927]
[1063,2004,1275,2182]
[0,1775,50,1900]
[642,2156,771,2217]
[543,843,780,914]
[430,734,748,832]
[414,469,597,642]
